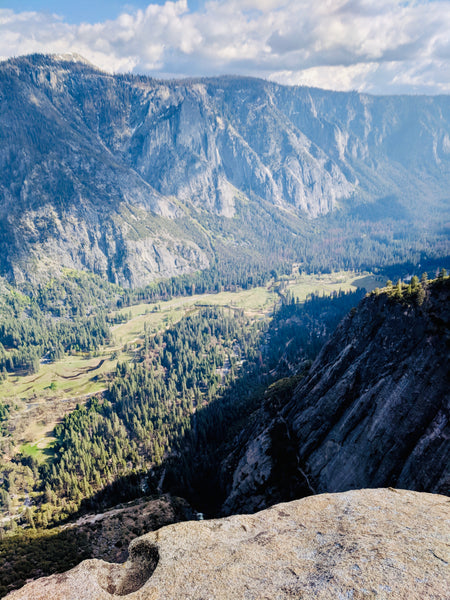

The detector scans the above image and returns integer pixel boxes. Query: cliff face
[1,54,449,284]
[221,278,450,515]
[6,489,449,600]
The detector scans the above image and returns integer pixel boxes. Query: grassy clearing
[0,271,378,407]
[286,270,382,301]
[0,270,377,453]
[20,442,41,458]
[0,355,116,403]
[112,286,275,344]
[20,440,55,463]
[8,396,84,451]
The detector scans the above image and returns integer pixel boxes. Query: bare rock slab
[7,488,450,600]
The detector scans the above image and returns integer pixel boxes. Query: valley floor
[1,270,378,463]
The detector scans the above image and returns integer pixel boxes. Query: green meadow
[1,270,380,452]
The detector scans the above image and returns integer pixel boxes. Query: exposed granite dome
[7,488,450,600]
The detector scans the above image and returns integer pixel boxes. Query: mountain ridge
[1,53,449,286]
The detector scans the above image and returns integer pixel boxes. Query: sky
[0,0,449,94]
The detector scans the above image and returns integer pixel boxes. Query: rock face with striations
[1,54,450,285]
[221,278,450,515]
[6,489,450,600]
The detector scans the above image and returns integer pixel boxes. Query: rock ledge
[7,488,449,600]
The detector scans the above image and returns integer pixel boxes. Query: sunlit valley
[0,52,448,599]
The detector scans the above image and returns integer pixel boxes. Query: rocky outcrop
[1,54,449,284]
[0,495,194,598]
[63,494,194,564]
[6,488,449,600]
[222,278,450,515]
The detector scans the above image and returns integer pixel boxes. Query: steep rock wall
[222,279,450,515]
[1,55,449,284]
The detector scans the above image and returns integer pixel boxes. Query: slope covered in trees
[0,267,448,597]
[0,281,365,533]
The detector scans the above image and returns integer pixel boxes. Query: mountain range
[1,53,449,286]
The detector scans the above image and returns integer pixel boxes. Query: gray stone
[6,488,450,600]
[222,280,450,514]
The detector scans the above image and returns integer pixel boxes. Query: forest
[0,261,448,597]
[0,281,364,530]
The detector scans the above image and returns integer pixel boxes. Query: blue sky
[1,1,204,23]
[0,1,449,94]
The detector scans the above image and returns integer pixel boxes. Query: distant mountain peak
[0,52,103,73]
[50,52,97,67]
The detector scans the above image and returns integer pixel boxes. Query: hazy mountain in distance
[0,54,449,285]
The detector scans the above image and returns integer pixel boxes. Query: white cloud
[269,63,379,93]
[0,0,449,94]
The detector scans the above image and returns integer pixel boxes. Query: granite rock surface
[221,278,450,515]
[7,488,450,600]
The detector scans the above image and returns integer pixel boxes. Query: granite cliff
[6,489,449,600]
[220,277,450,515]
[1,54,449,285]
